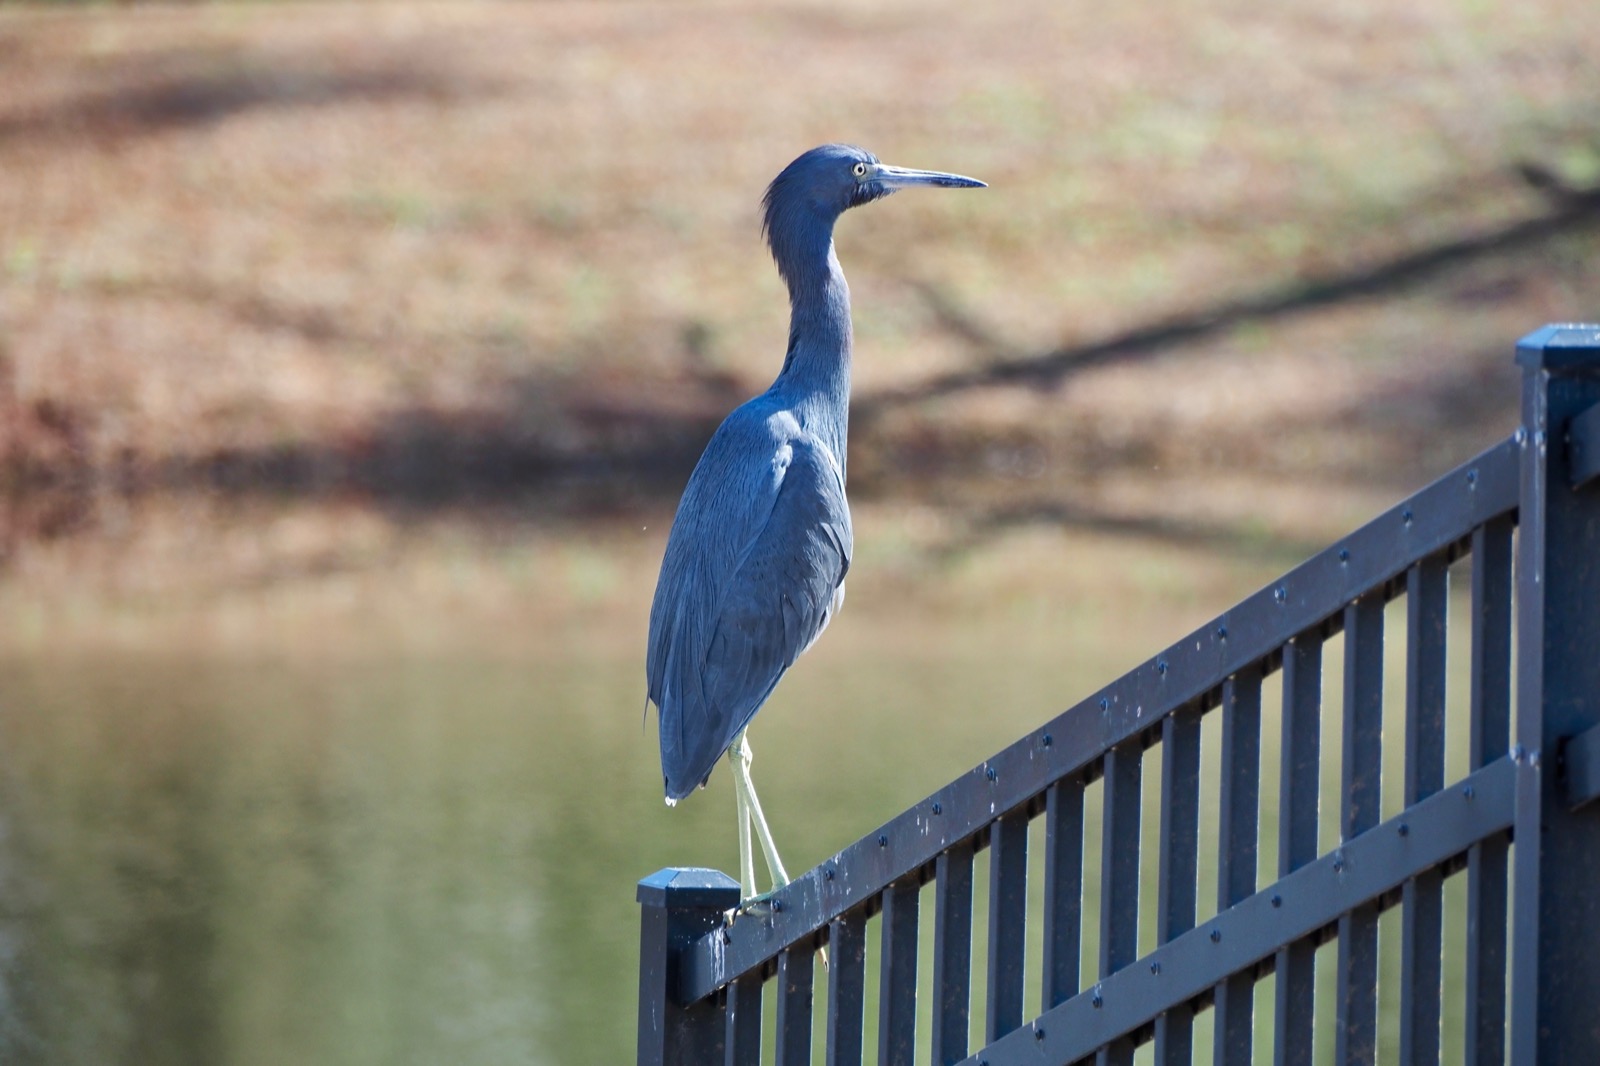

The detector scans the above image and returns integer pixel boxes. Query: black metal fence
[637,324,1600,1065]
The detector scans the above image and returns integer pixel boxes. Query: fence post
[637,868,740,1066]
[1509,324,1600,1063]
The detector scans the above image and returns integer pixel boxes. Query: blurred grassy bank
[1,0,1598,632]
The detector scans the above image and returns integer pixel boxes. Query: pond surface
[0,612,1143,1064]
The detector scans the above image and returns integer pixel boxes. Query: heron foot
[717,883,790,929]
[731,888,783,918]
[723,886,829,969]
[722,889,781,929]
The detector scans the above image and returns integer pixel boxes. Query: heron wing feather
[647,406,851,798]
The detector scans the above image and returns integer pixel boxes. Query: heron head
[761,144,984,268]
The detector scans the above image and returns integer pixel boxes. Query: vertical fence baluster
[1337,593,1384,1065]
[775,945,814,1066]
[826,910,867,1066]
[1215,671,1262,1065]
[1043,778,1085,1014]
[986,810,1029,1043]
[933,842,974,1066]
[1155,708,1201,1064]
[1402,556,1449,1065]
[1267,630,1318,1066]
[880,879,920,1066]
[1466,516,1512,1066]
[1097,741,1143,1066]
[1275,635,1323,1066]
[726,975,762,1066]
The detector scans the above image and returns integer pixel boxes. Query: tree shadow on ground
[855,163,1600,422]
[0,44,507,144]
[2,357,747,542]
[932,498,1331,571]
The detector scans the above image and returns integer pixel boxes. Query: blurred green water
[0,632,1109,1065]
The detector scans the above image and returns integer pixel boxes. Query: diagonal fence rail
[638,324,1600,1065]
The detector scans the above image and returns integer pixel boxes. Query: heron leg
[726,732,825,966]
[730,730,789,894]
[734,754,756,901]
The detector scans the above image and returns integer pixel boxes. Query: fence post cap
[1516,323,1600,370]
[637,867,741,908]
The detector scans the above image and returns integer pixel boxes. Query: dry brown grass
[2,0,1599,646]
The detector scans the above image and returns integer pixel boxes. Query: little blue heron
[646,144,985,904]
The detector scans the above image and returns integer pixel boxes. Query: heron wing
[647,407,852,798]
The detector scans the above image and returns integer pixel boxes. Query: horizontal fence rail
[637,324,1600,1065]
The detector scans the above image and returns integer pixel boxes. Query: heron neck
[772,238,853,461]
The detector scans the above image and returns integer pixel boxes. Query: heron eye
[852,162,868,178]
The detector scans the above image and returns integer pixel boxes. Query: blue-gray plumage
[646,144,984,901]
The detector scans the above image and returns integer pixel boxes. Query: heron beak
[873,163,986,190]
